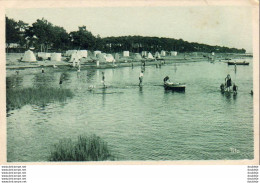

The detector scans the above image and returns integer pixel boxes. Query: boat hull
[227,61,249,65]
[164,83,186,92]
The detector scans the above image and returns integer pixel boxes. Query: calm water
[7,59,254,161]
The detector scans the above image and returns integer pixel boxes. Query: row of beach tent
[20,49,178,62]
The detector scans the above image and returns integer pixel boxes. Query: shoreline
[6,57,215,70]
[6,53,252,70]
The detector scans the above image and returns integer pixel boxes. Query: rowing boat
[164,82,186,92]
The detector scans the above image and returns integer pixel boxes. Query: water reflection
[139,86,143,94]
[101,87,106,107]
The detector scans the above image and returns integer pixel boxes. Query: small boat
[164,82,186,92]
[227,61,249,65]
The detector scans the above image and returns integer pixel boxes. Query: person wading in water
[225,74,232,92]
[139,70,144,86]
[233,83,238,95]
[102,72,105,87]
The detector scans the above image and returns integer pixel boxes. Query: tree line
[6,16,246,54]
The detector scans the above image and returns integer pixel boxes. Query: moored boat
[227,61,249,65]
[164,82,186,92]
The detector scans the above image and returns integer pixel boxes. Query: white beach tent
[65,50,70,57]
[21,50,37,62]
[147,52,154,59]
[115,53,120,61]
[155,52,161,58]
[105,54,115,62]
[161,50,166,57]
[94,51,102,57]
[79,50,88,58]
[65,50,71,57]
[38,52,51,60]
[96,53,106,62]
[123,51,129,57]
[66,50,77,57]
[133,53,142,60]
[69,53,81,63]
[171,51,178,56]
[51,53,62,62]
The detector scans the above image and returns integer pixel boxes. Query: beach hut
[21,50,37,62]
[161,50,166,57]
[51,53,62,62]
[94,51,102,57]
[141,51,147,57]
[147,52,154,59]
[171,51,178,56]
[123,51,129,57]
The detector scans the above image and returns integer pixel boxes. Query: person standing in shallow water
[233,83,238,95]
[139,70,144,86]
[102,72,105,87]
[41,67,44,73]
[225,74,232,91]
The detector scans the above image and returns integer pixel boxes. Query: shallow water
[7,59,254,161]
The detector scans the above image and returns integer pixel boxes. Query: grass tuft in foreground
[6,86,73,112]
[49,134,114,161]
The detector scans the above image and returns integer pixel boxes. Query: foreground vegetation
[6,86,73,112]
[49,134,113,161]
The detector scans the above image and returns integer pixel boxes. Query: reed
[49,134,113,161]
[6,86,73,112]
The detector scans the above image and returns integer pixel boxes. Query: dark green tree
[5,17,20,52]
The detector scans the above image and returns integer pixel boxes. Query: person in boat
[139,70,144,86]
[232,83,238,94]
[102,72,105,87]
[163,76,170,84]
[225,74,232,91]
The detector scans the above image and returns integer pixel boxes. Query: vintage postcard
[0,0,259,165]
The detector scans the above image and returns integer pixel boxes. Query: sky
[6,6,253,52]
